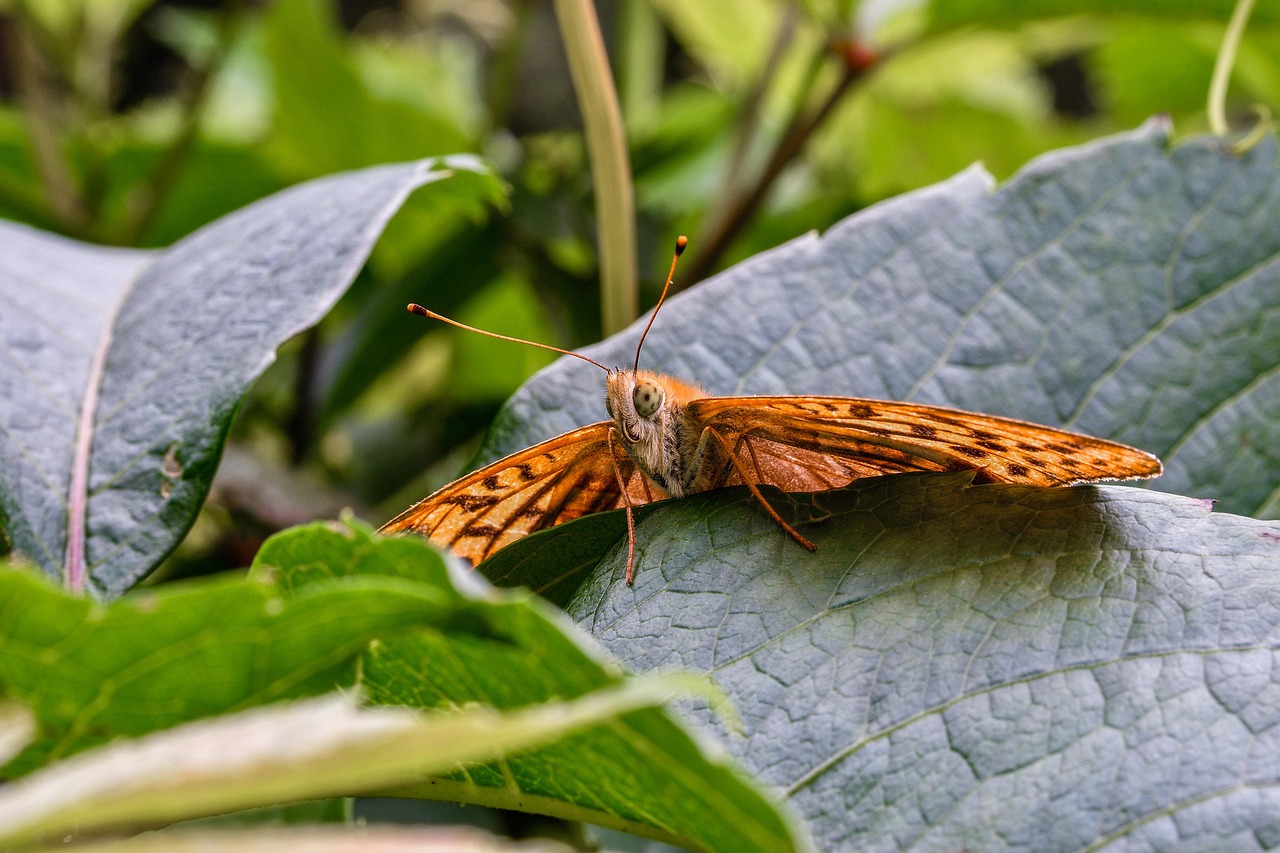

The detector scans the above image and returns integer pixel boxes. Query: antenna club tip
[407,303,427,316]
[675,235,688,255]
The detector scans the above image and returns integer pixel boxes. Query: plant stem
[616,0,663,130]
[7,12,88,232]
[486,0,534,129]
[721,6,799,200]
[552,0,637,333]
[683,45,875,286]
[1208,0,1256,136]
[286,326,322,466]
[119,1,248,244]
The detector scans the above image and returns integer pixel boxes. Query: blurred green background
[0,0,1275,580]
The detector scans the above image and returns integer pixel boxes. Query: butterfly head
[605,368,667,445]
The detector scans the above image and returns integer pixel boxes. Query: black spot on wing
[461,523,502,539]
[442,495,500,511]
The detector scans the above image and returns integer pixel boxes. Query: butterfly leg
[607,427,639,585]
[706,428,817,552]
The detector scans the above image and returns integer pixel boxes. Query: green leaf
[482,473,1280,850]
[480,125,1280,518]
[261,0,474,180]
[0,521,803,850]
[0,701,35,768]
[254,523,806,853]
[52,825,544,852]
[0,157,502,597]
[0,558,456,774]
[817,31,1090,198]
[925,0,1280,30]
[105,142,291,248]
[0,686,694,848]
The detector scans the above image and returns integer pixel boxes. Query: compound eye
[632,380,665,418]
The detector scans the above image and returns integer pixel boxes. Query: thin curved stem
[683,45,875,286]
[1208,0,1256,136]
[8,11,88,231]
[553,0,638,334]
[119,0,249,244]
[721,6,800,199]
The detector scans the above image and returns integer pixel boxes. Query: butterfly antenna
[633,235,687,375]
[407,304,610,373]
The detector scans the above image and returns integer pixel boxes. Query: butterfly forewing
[688,396,1163,489]
[380,422,664,564]
[382,392,1161,573]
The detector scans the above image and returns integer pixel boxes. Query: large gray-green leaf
[0,156,501,597]
[464,124,1280,849]
[479,124,1279,518]
[482,474,1280,851]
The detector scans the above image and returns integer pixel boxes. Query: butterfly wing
[685,396,1163,490]
[379,422,668,565]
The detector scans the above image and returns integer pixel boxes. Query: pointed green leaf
[0,685,694,848]
[254,523,807,853]
[0,559,457,774]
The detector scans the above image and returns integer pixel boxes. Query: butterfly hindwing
[686,396,1163,490]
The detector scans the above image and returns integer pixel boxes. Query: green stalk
[1207,0,1256,135]
[553,0,638,334]
[616,0,663,129]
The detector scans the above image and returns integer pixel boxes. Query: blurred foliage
[0,0,1275,584]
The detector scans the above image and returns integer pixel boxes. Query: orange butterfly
[381,237,1163,584]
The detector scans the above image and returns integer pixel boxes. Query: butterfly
[381,237,1163,584]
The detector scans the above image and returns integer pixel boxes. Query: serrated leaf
[482,474,1280,851]
[0,156,502,597]
[0,686,687,848]
[254,523,807,853]
[481,125,1280,517]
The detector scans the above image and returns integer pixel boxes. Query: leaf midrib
[65,287,131,593]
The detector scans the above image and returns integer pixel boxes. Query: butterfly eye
[632,380,665,418]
